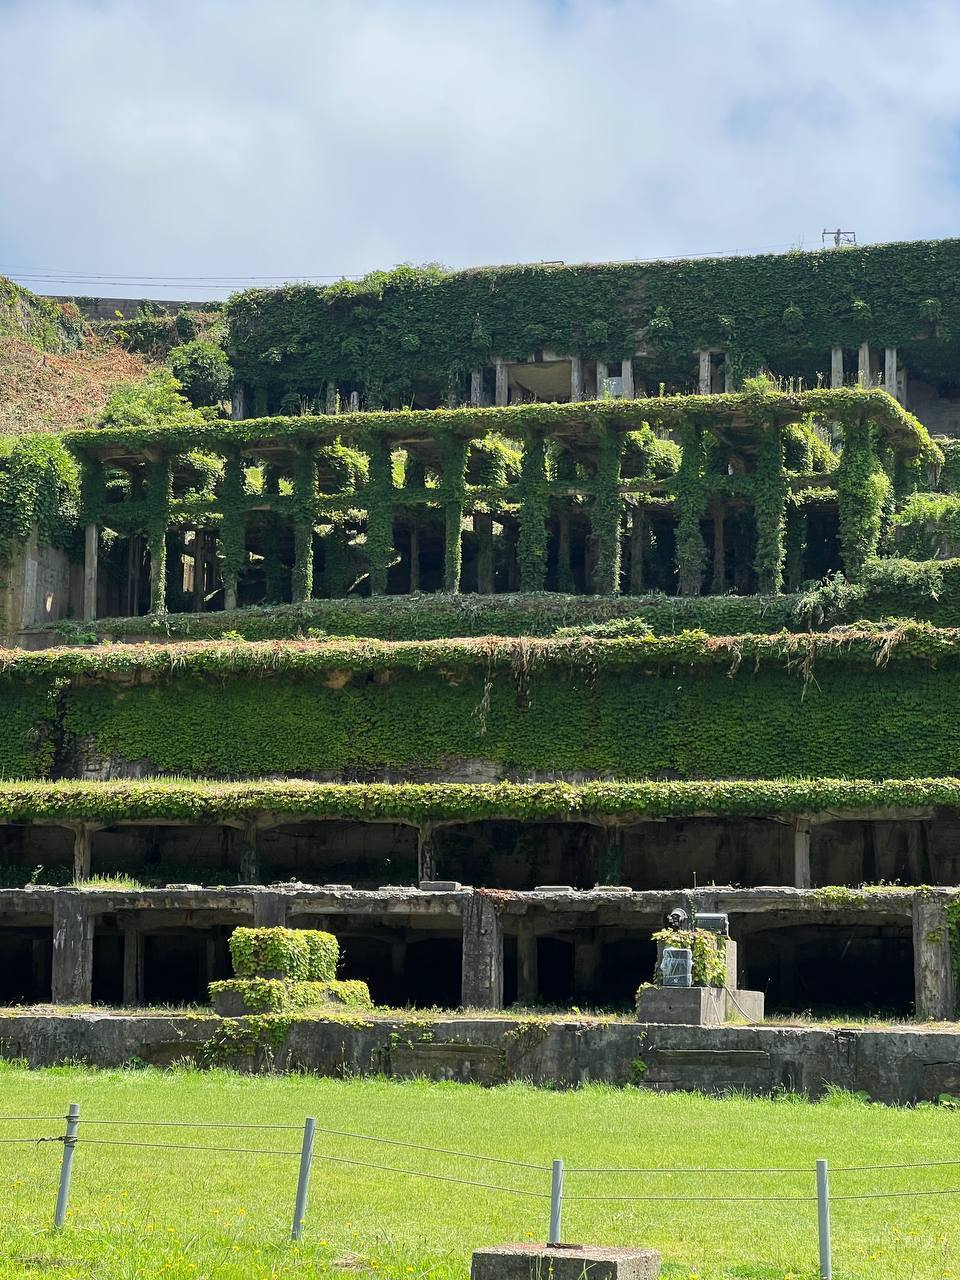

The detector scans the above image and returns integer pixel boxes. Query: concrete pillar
[570,357,584,403]
[621,357,635,399]
[596,361,608,397]
[494,359,508,407]
[628,508,646,595]
[417,825,437,884]
[475,513,495,594]
[723,365,734,393]
[913,899,954,1021]
[192,529,205,612]
[517,928,538,1005]
[574,935,601,1001]
[253,890,288,928]
[858,342,871,387]
[793,820,812,890]
[52,891,93,1005]
[830,347,844,389]
[348,391,360,413]
[230,386,248,420]
[698,350,712,395]
[461,891,503,1010]
[470,370,483,408]
[223,584,237,612]
[122,928,143,1006]
[72,825,93,882]
[235,824,259,883]
[884,347,899,401]
[325,382,337,415]
[408,523,420,592]
[83,524,98,621]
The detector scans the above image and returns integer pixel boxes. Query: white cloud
[2,0,960,298]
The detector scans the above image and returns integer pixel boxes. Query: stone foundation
[1,1012,960,1103]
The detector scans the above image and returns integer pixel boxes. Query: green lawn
[0,1065,955,1280]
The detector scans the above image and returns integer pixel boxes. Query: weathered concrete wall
[3,1012,960,1104]
[0,534,80,632]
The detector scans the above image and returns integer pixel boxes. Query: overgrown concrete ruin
[4,241,960,1092]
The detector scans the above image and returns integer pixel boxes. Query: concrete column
[408,523,421,592]
[698,350,712,395]
[348,391,360,413]
[793,820,812,890]
[122,928,143,1006]
[913,898,955,1021]
[52,891,93,1005]
[628,507,646,595]
[417,825,437,884]
[858,342,871,387]
[621,357,635,399]
[517,928,538,1005]
[72,825,93,882]
[191,529,205,612]
[470,370,483,408]
[494,359,508,407]
[574,935,601,1001]
[723,365,734,393]
[253,890,288,928]
[83,524,98,621]
[235,823,259,883]
[475,513,495,594]
[223,584,237,612]
[570,357,584,403]
[31,938,48,1001]
[830,347,844,389]
[884,347,899,401]
[325,383,337,415]
[230,386,248,420]
[461,891,503,1010]
[596,361,608,397]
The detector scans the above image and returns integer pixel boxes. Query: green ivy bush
[208,977,371,1013]
[228,926,338,980]
[167,340,232,408]
[652,926,727,987]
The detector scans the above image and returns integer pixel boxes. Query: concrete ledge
[472,1244,660,1280]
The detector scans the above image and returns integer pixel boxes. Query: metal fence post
[816,1158,832,1280]
[548,1158,564,1246]
[53,1102,80,1230]
[291,1117,316,1242]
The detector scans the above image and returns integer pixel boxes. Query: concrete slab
[472,1244,660,1280]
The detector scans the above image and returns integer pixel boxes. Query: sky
[3,0,960,300]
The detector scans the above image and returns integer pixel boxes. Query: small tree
[167,339,231,408]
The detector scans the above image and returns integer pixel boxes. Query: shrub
[167,340,232,408]
[228,926,339,980]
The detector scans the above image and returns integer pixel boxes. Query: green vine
[517,428,549,592]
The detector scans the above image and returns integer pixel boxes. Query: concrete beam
[461,891,503,1010]
[52,891,93,1005]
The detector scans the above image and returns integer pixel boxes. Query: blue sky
[2,0,960,300]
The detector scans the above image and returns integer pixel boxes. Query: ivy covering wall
[224,241,960,405]
[4,624,960,780]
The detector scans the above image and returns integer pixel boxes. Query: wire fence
[2,1104,958,1279]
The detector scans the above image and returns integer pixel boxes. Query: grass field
[0,1065,956,1280]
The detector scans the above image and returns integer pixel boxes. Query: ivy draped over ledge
[8,621,960,679]
[0,775,960,825]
